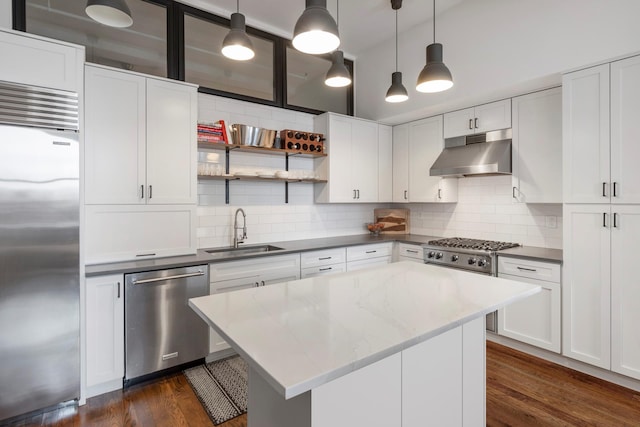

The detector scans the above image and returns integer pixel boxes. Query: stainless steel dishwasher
[124,265,209,385]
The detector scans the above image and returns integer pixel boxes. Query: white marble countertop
[189,262,540,399]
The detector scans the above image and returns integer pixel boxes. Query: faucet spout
[233,208,247,248]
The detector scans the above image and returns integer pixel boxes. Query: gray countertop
[497,246,563,264]
[85,234,562,276]
[85,234,439,277]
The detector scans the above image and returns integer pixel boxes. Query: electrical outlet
[545,216,557,228]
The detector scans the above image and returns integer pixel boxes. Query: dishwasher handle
[132,270,205,285]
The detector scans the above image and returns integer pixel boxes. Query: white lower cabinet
[300,248,347,278]
[346,243,392,271]
[497,257,561,353]
[85,274,124,398]
[209,254,300,353]
[611,205,640,380]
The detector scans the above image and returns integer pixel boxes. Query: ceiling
[181,0,466,57]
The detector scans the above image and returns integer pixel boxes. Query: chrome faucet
[233,208,247,248]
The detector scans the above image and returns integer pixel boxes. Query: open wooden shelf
[198,142,327,158]
[197,175,327,184]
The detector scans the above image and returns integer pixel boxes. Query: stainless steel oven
[423,238,519,332]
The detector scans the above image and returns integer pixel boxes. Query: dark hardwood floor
[9,342,640,426]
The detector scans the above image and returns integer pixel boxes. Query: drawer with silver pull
[497,256,561,283]
[300,248,346,268]
[398,243,424,260]
[346,243,393,262]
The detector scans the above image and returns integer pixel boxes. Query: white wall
[0,0,12,29]
[404,176,562,249]
[356,0,640,124]
[196,93,388,248]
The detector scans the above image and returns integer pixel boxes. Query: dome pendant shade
[385,72,409,103]
[325,50,351,87]
[222,13,255,61]
[416,43,453,93]
[293,0,340,54]
[85,0,133,28]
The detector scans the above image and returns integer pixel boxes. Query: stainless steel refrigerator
[0,82,80,421]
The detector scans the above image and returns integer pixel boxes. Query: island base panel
[247,317,485,427]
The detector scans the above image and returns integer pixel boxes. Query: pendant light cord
[433,0,436,43]
[336,0,340,29]
[236,0,239,13]
[395,9,398,72]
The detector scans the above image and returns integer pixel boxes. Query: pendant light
[325,1,351,87]
[416,0,453,93]
[385,0,408,103]
[85,0,133,28]
[293,0,340,55]
[222,0,255,61]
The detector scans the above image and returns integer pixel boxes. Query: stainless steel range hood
[430,128,512,177]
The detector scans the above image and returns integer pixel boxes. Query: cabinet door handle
[149,185,153,199]
[404,190,408,200]
[613,212,618,228]
[474,117,479,129]
[353,189,357,199]
[319,256,332,260]
[603,212,607,228]
[141,185,144,199]
[319,267,332,271]
[512,186,517,199]
[117,282,121,298]
[602,182,607,197]
[261,280,265,287]
[438,188,442,199]
[366,250,377,254]
[468,119,473,130]
[255,282,259,287]
[516,267,537,272]
[406,249,419,254]
[357,189,360,199]
[613,182,618,197]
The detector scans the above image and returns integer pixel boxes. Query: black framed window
[13,0,353,115]
[21,0,169,78]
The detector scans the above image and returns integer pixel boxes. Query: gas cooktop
[427,237,520,252]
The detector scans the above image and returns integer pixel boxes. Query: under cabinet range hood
[430,128,512,177]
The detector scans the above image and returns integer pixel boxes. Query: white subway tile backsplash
[196,94,561,250]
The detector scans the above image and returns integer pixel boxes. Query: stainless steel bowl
[230,124,276,148]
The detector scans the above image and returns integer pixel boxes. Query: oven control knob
[468,258,477,265]
[427,251,436,259]
[478,259,488,268]
[451,255,459,262]
[435,252,443,260]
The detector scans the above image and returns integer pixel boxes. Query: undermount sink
[205,244,284,258]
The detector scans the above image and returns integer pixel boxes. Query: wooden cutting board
[374,208,409,234]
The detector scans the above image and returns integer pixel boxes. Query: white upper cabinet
[408,116,458,203]
[378,124,393,202]
[85,66,147,205]
[0,29,83,92]
[314,113,382,203]
[512,87,562,203]
[562,64,611,204]
[392,124,409,203]
[146,78,198,204]
[443,99,511,138]
[84,64,197,205]
[611,56,640,204]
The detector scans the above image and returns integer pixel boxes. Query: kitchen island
[189,262,539,427]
